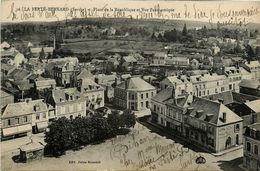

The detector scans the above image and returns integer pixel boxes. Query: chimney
[186,107,194,114]
[115,78,118,86]
[205,114,214,121]
[94,77,99,84]
[223,112,226,123]
[196,110,204,118]
[149,77,151,84]
[174,82,177,89]
[217,98,224,104]
[125,80,128,90]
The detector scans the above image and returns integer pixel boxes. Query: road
[1,121,244,171]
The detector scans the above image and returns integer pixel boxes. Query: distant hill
[2,17,260,31]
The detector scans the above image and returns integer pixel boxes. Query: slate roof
[240,79,260,89]
[35,78,56,87]
[154,52,166,57]
[206,91,234,105]
[248,123,260,131]
[52,88,85,104]
[79,78,104,92]
[20,141,44,152]
[30,47,54,54]
[2,99,49,118]
[245,100,260,113]
[95,74,118,83]
[167,57,189,62]
[122,55,137,63]
[165,75,191,85]
[205,91,259,105]
[117,77,156,91]
[186,70,209,76]
[8,69,32,81]
[0,89,13,98]
[152,87,174,103]
[188,97,242,126]
[0,47,19,57]
[77,68,93,80]
[244,61,260,68]
[1,63,15,71]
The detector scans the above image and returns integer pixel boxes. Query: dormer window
[34,104,40,111]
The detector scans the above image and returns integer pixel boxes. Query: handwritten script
[109,128,201,170]
[5,2,259,26]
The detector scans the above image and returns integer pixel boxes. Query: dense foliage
[44,110,136,157]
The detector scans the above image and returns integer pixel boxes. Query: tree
[217,21,221,30]
[182,23,187,36]
[90,113,112,141]
[245,44,255,58]
[120,109,136,128]
[45,117,74,156]
[71,116,94,148]
[157,33,164,42]
[39,48,45,60]
[107,111,123,132]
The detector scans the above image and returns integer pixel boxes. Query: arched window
[226,137,232,149]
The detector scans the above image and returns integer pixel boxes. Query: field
[60,39,167,55]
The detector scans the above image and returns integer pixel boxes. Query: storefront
[36,121,48,133]
[2,124,32,139]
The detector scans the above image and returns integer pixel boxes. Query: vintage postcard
[1,0,260,171]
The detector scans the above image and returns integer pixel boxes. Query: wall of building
[31,111,49,126]
[216,122,243,152]
[151,100,167,126]
[243,136,260,171]
[56,100,86,118]
[84,89,104,109]
[114,87,127,109]
[2,114,32,128]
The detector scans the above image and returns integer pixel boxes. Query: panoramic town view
[1,14,260,171]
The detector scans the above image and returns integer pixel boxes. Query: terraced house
[53,61,79,87]
[151,86,192,135]
[1,99,54,139]
[243,123,260,171]
[77,78,105,110]
[184,97,243,153]
[160,72,241,98]
[46,88,86,119]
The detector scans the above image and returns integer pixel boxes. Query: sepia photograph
[0,0,260,170]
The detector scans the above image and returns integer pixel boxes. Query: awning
[36,121,48,130]
[2,124,32,137]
